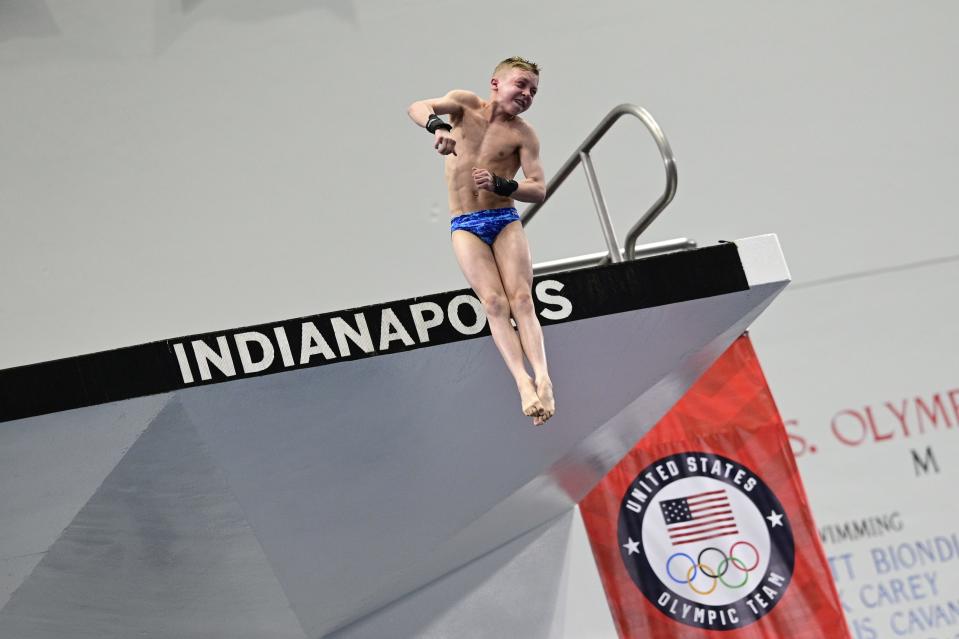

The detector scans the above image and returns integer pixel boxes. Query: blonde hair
[493,56,540,77]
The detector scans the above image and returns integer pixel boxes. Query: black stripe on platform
[0,243,748,423]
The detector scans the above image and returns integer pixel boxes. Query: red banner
[580,335,848,637]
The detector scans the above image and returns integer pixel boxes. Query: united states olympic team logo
[618,452,795,630]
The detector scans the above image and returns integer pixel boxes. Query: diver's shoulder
[447,90,482,108]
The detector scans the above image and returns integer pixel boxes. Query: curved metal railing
[523,104,681,268]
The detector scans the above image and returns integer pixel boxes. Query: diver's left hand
[472,167,494,192]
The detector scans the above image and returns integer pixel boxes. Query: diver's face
[493,69,539,115]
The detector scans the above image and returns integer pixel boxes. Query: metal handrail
[522,104,678,262]
[533,238,696,276]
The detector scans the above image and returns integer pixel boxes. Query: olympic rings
[717,556,750,588]
[729,541,760,571]
[687,564,719,595]
[662,541,763,596]
[697,547,729,578]
[666,553,697,584]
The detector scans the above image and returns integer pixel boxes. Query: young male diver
[408,56,555,426]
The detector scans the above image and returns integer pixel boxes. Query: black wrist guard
[425,114,452,134]
[492,173,519,197]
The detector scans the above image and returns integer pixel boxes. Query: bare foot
[536,377,555,423]
[518,377,544,421]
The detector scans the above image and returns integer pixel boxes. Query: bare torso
[445,96,530,215]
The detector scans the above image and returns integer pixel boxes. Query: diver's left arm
[511,129,546,203]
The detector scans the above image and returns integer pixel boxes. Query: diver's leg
[492,221,554,424]
[451,229,544,422]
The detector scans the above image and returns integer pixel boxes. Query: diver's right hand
[434,131,457,156]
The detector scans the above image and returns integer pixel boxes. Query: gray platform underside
[0,238,788,638]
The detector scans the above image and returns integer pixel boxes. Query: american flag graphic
[659,489,738,546]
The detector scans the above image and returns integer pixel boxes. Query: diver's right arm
[407,90,475,156]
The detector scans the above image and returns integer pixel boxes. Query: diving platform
[0,234,789,638]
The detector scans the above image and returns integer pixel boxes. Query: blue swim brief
[450,207,520,245]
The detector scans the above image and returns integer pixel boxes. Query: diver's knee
[508,290,535,316]
[482,293,510,318]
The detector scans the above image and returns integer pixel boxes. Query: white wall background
[2,2,957,637]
